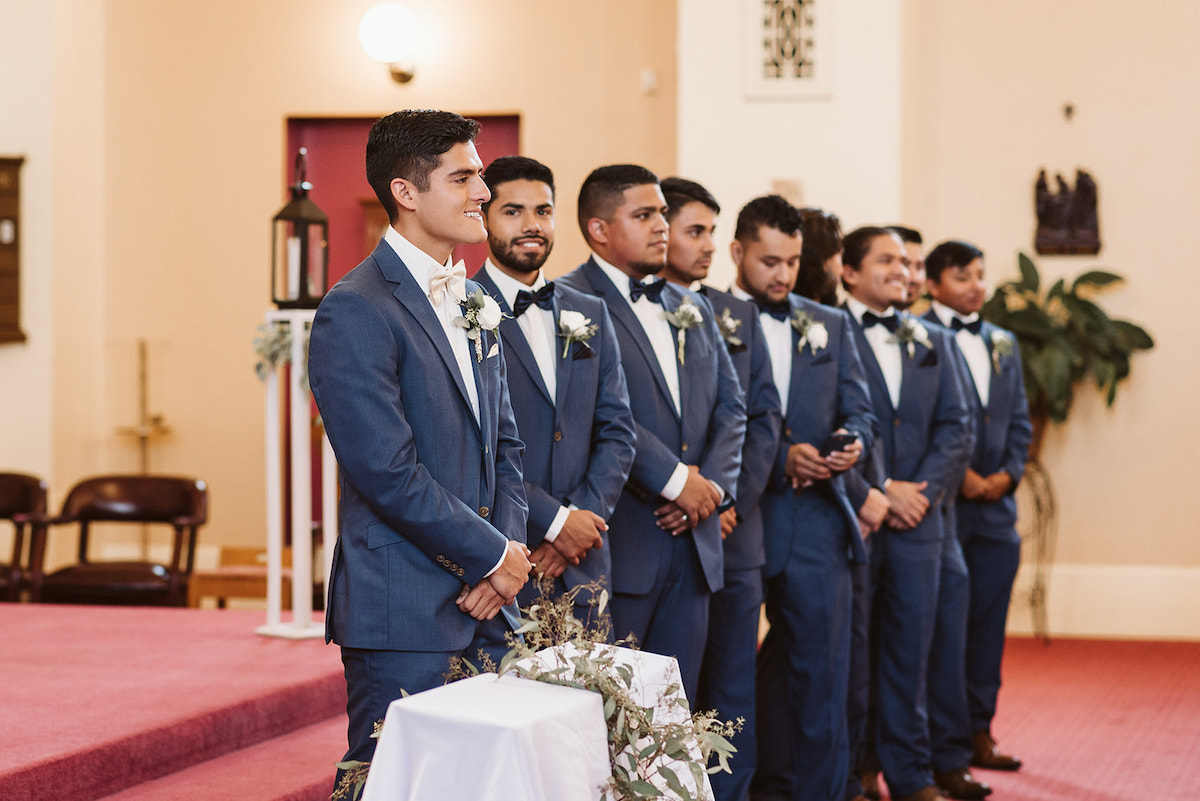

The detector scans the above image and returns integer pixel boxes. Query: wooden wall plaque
[0,156,26,344]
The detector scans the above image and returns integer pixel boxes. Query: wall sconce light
[359,4,419,84]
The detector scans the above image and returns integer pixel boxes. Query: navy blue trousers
[962,529,1021,733]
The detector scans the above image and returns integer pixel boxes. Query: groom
[308,110,533,782]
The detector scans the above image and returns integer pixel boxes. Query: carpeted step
[95,716,344,801]
[0,606,345,801]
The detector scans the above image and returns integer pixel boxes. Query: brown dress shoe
[971,729,1022,771]
[935,768,992,800]
[894,786,945,801]
[859,771,881,801]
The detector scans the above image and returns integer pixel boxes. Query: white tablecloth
[362,672,610,801]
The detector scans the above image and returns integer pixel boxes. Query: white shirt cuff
[543,505,572,543]
[660,462,690,501]
[483,543,509,578]
[709,479,726,503]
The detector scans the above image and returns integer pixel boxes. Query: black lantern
[271,148,329,308]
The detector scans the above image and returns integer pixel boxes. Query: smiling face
[392,140,490,263]
[732,223,802,305]
[484,178,555,281]
[663,201,717,286]
[928,256,987,316]
[900,240,926,309]
[843,232,910,311]
[589,183,669,277]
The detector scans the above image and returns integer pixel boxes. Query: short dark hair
[660,176,720,222]
[482,155,555,214]
[887,225,923,245]
[842,226,898,271]
[577,164,660,240]
[925,240,984,282]
[795,206,843,304]
[733,194,802,242]
[366,109,481,223]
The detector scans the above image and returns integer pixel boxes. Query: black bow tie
[862,311,901,334]
[756,300,792,322]
[512,282,555,318]
[629,277,667,305]
[950,316,983,336]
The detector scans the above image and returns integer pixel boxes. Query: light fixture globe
[359,3,419,83]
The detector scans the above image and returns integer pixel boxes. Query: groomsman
[922,241,1031,775]
[560,164,746,702]
[726,196,875,801]
[660,178,782,801]
[308,110,532,784]
[839,226,971,801]
[473,156,636,621]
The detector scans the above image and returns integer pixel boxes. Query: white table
[362,673,610,801]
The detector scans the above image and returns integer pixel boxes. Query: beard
[489,234,553,274]
[628,258,666,278]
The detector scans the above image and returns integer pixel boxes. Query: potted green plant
[981,252,1154,455]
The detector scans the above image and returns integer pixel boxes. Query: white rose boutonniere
[789,309,828,355]
[454,288,503,361]
[990,330,1014,374]
[889,316,932,358]
[661,298,704,365]
[716,307,746,353]
[557,309,599,360]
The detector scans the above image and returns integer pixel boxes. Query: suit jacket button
[479,506,490,517]
[457,568,465,576]
[893,417,901,426]
[784,427,792,437]
[437,555,445,564]
[554,431,563,442]
[984,414,991,424]
[681,442,689,453]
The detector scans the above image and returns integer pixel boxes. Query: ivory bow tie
[428,260,467,305]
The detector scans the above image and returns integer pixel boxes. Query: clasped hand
[656,465,720,535]
[528,509,606,579]
[455,540,532,621]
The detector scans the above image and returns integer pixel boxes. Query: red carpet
[0,605,345,801]
[964,637,1200,801]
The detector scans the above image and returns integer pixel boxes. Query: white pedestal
[256,308,336,639]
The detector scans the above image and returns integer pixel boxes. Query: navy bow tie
[513,282,555,318]
[951,316,983,336]
[862,311,901,334]
[756,300,792,322]
[629,277,667,305]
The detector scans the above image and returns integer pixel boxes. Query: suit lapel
[551,292,573,415]
[474,271,553,404]
[585,260,679,422]
[376,243,479,430]
[662,288,690,424]
[842,302,894,414]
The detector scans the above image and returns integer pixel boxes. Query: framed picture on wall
[742,0,832,100]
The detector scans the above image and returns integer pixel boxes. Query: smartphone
[819,432,858,457]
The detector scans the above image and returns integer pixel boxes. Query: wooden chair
[0,472,48,602]
[187,546,293,609]
[28,475,207,606]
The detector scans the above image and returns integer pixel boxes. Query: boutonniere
[557,309,598,360]
[990,330,1014,374]
[716,307,746,353]
[790,309,828,355]
[453,288,502,362]
[661,298,704,365]
[889,316,932,358]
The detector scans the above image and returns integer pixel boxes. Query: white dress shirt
[846,296,903,409]
[384,227,480,423]
[731,285,794,409]
[930,300,990,407]
[593,254,690,502]
[481,261,571,543]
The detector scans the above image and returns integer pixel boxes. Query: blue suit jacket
[560,259,747,594]
[308,240,528,652]
[759,295,878,573]
[921,312,1032,534]
[843,307,972,542]
[698,286,782,571]
[472,270,636,589]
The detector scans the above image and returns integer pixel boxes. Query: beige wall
[27,0,676,557]
[902,0,1198,570]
